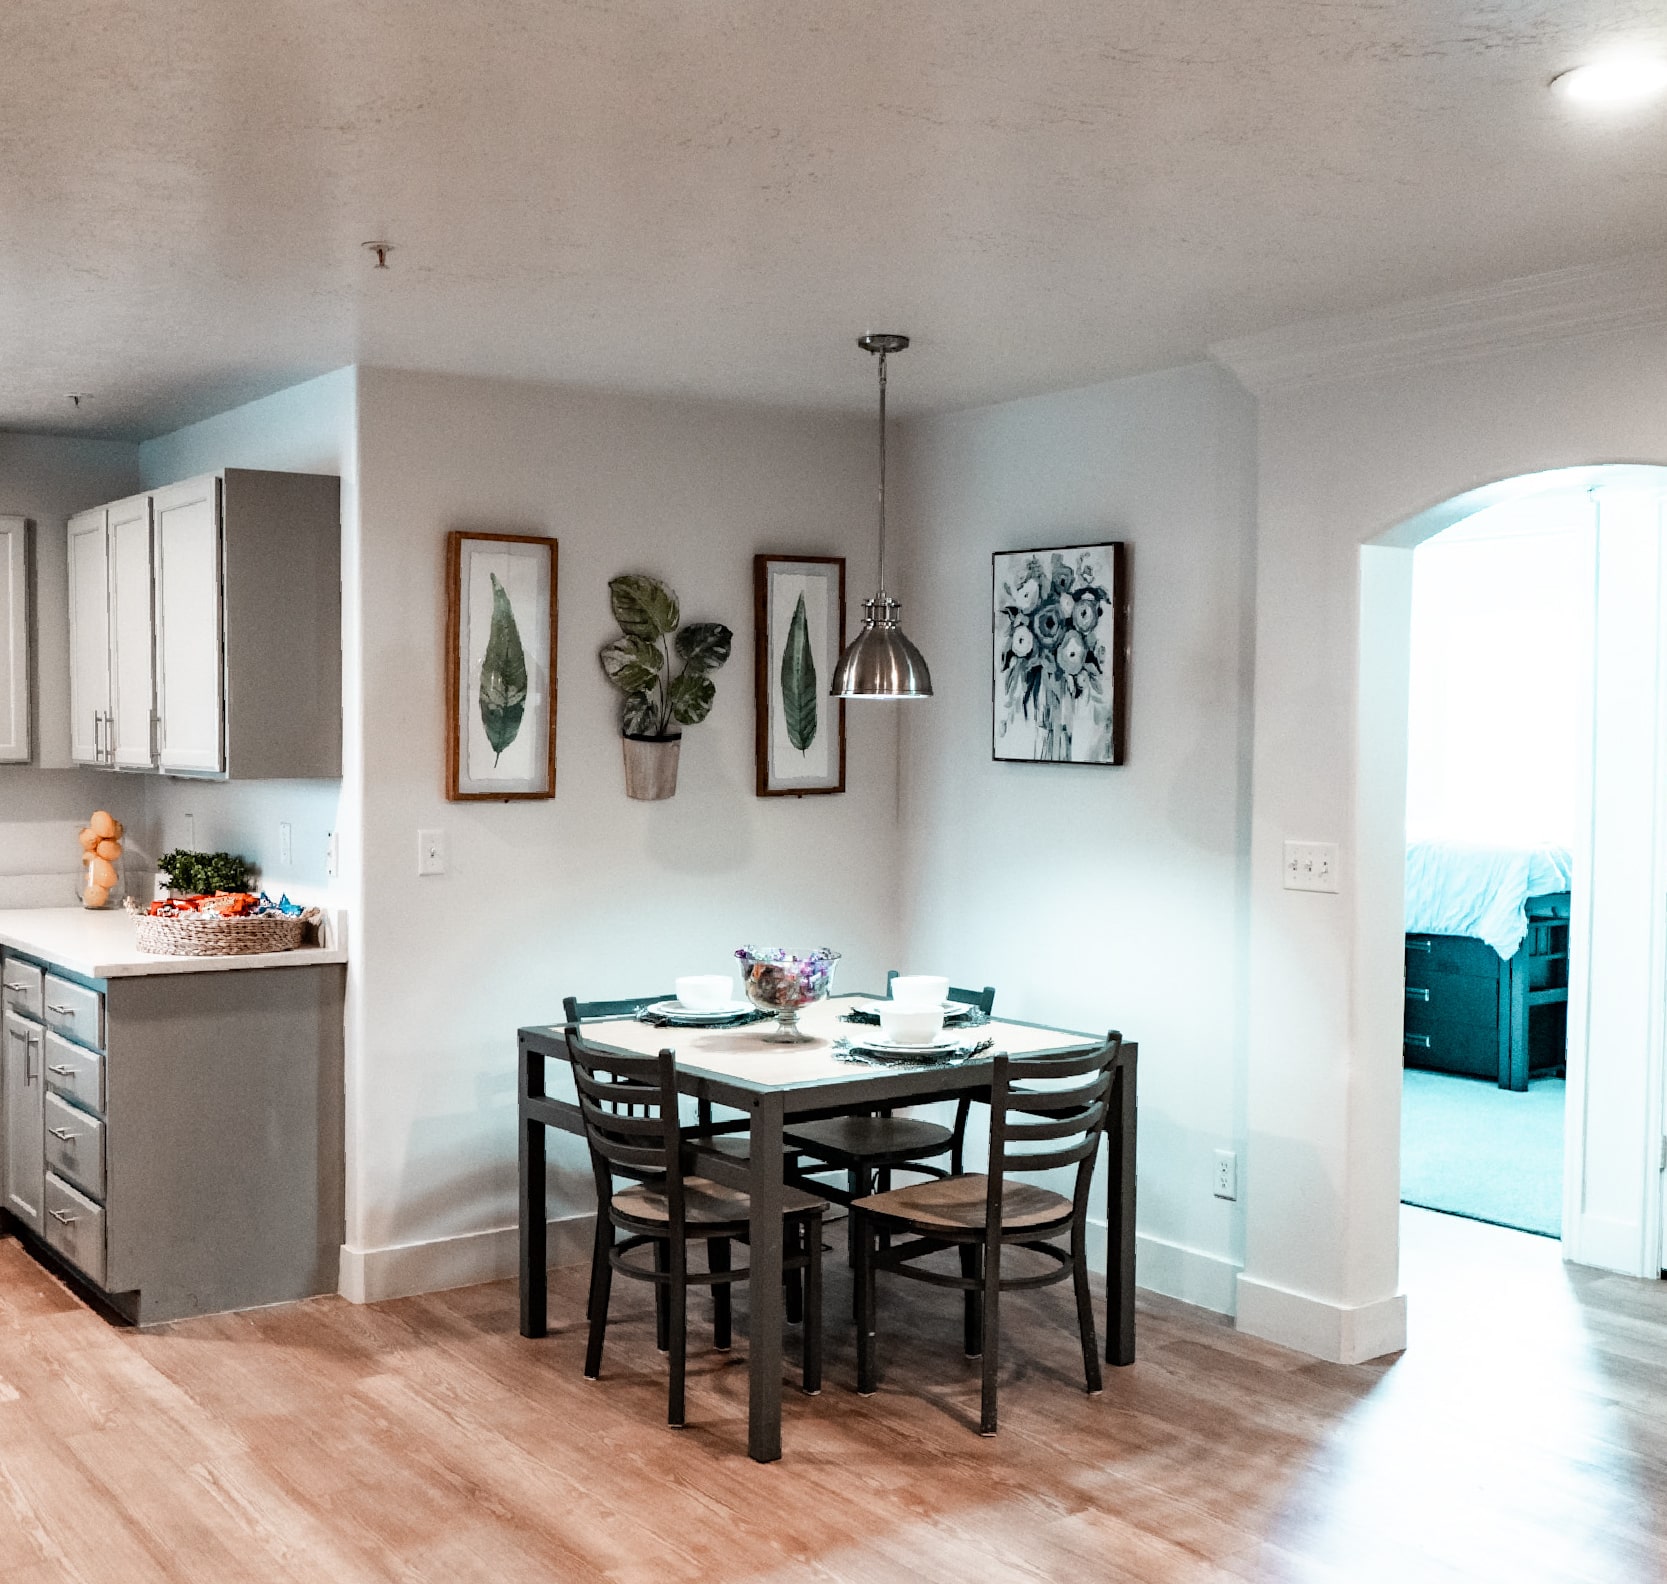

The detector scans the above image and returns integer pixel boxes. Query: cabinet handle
[48,1208,78,1225]
[104,710,116,764]
[47,1064,77,1076]
[1404,1032,1432,1050]
[49,1127,79,1141]
[92,710,102,761]
[1405,986,1430,1003]
[26,1030,38,1083]
[2,980,28,994]
[46,1003,76,1018]
[1406,938,1432,954]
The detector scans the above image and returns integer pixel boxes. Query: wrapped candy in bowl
[735,945,840,1044]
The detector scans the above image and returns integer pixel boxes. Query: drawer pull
[1405,987,1430,1003]
[1406,939,1432,954]
[45,1003,77,1017]
[48,1208,78,1225]
[3,980,29,993]
[49,1127,79,1141]
[1404,1032,1432,1050]
[47,1064,78,1076]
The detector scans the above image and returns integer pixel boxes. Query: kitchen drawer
[43,1171,106,1288]
[1403,973,1498,1035]
[1,957,43,1021]
[43,1029,104,1117]
[41,974,103,1051]
[43,1090,105,1201]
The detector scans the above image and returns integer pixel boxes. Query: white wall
[893,363,1259,1313]
[1239,324,1667,1361]
[344,367,898,1298]
[0,433,144,903]
[137,366,356,899]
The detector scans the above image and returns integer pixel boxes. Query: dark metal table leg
[1106,1043,1136,1365]
[747,1092,786,1462]
[519,1039,548,1339]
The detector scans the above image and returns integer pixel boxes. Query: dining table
[517,993,1137,1463]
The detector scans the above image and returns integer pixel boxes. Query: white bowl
[891,974,950,1009]
[676,974,736,1012]
[878,1004,946,1045]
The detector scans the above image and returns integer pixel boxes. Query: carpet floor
[1401,1069,1565,1238]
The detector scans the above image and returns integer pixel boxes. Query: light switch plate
[417,828,446,876]
[1283,839,1340,893]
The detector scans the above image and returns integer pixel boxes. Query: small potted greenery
[599,574,732,800]
[158,849,254,897]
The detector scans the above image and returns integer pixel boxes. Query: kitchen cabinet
[0,517,27,764]
[67,506,111,766]
[2,1008,44,1232]
[63,468,340,779]
[0,925,345,1324]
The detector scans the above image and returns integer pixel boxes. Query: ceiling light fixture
[1551,56,1667,106]
[829,333,933,700]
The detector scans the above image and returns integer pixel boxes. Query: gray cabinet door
[3,1010,44,1232]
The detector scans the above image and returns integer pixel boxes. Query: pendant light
[829,333,933,699]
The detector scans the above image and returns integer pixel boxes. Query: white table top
[0,906,348,980]
[577,995,1098,1090]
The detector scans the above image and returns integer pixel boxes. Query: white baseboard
[1234,1273,1407,1363]
[1564,1212,1652,1278]
[338,1214,597,1305]
[1129,1230,1240,1315]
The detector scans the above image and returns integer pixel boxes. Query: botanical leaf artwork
[479,573,528,764]
[781,592,818,752]
[993,546,1118,764]
[598,573,730,737]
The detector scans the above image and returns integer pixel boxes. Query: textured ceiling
[2,1,1665,437]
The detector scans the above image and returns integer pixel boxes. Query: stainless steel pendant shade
[830,333,933,699]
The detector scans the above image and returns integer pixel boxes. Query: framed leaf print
[993,541,1128,765]
[754,554,846,796]
[446,531,558,800]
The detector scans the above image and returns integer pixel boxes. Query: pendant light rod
[859,332,908,600]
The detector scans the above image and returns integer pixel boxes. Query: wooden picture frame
[754,554,846,797]
[445,531,558,800]
[992,540,1129,765]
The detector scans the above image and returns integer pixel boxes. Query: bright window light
[1552,56,1667,106]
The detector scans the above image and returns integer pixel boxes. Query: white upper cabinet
[61,469,339,781]
[107,493,156,771]
[0,517,28,764]
[151,477,224,776]
[66,507,111,766]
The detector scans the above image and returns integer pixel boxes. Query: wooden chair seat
[615,1177,827,1227]
[854,1173,1071,1232]
[692,1133,797,1164]
[784,1115,954,1168]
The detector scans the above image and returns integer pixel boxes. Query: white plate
[846,1035,969,1058]
[856,999,979,1022]
[643,999,755,1024]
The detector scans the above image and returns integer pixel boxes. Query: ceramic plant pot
[622,734,682,801]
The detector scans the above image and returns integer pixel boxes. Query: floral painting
[992,542,1127,765]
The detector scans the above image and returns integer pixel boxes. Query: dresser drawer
[1404,973,1498,1035]
[1405,933,1501,982]
[43,1030,104,1117]
[1403,1022,1498,1081]
[43,1171,106,1288]
[43,1090,105,1201]
[41,974,103,1051]
[1,957,43,1021]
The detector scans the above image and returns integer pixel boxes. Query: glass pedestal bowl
[734,946,841,1044]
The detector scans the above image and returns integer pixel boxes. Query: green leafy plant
[781,592,818,752]
[479,573,528,765]
[599,574,732,738]
[158,849,253,895]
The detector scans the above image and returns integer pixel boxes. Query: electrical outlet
[417,828,446,876]
[1213,1149,1238,1201]
[1282,839,1340,893]
[278,822,292,867]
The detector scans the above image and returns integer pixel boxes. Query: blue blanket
[1405,839,1573,960]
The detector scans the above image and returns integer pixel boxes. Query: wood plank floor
[0,1208,1663,1582]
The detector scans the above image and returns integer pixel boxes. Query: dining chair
[784,975,997,1212]
[567,1025,827,1427]
[851,1032,1122,1437]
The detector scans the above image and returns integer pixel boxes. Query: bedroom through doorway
[1399,492,1589,1241]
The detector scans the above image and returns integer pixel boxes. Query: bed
[1403,840,1572,1091]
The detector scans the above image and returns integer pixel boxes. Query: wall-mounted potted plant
[599,574,732,800]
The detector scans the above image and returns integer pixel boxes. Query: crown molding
[1209,251,1667,396]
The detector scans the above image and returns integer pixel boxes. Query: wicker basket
[124,899,322,958]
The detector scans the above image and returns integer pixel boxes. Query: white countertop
[0,907,348,980]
